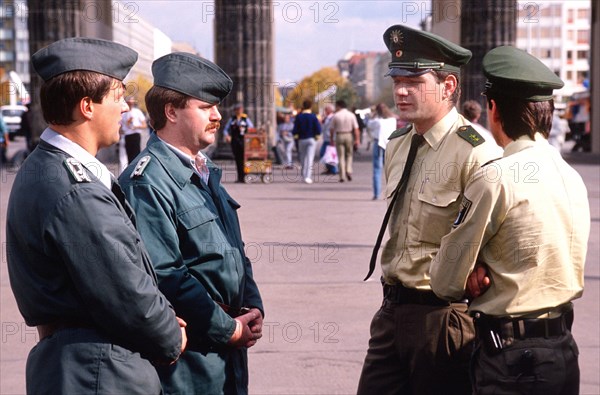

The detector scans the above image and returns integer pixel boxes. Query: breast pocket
[417,186,460,245]
[178,206,219,230]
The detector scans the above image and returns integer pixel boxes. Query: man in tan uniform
[358,25,502,395]
[430,46,590,394]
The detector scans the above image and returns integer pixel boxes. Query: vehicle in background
[1,105,28,141]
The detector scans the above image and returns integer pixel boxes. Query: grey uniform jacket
[6,140,182,395]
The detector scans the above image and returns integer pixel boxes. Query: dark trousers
[125,133,141,163]
[231,138,245,182]
[472,332,579,395]
[357,300,474,395]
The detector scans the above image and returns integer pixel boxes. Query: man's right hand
[228,310,262,348]
[177,316,187,355]
[466,263,491,299]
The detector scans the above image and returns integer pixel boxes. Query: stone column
[214,0,275,158]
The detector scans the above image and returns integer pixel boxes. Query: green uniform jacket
[6,140,182,395]
[119,134,263,395]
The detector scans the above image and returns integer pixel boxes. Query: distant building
[516,0,591,98]
[338,51,390,107]
[0,1,30,94]
[112,1,172,82]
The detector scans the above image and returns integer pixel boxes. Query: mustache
[206,122,221,131]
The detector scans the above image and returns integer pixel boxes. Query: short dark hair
[487,95,554,139]
[302,99,312,110]
[462,100,482,122]
[335,100,347,108]
[433,70,460,105]
[40,71,114,125]
[145,86,191,130]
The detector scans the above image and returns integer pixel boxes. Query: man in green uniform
[358,25,502,395]
[6,38,185,395]
[119,52,264,395]
[430,45,590,395]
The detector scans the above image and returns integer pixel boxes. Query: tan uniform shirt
[382,108,502,289]
[430,134,590,317]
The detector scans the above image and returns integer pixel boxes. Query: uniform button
[432,197,437,203]
[407,187,412,193]
[402,220,407,225]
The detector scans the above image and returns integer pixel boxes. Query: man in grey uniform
[6,38,185,395]
[431,46,590,394]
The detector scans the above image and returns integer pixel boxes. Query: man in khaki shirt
[431,46,590,395]
[330,99,359,182]
[358,25,501,395]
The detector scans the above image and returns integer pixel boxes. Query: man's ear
[164,103,178,123]
[79,97,93,121]
[443,74,457,101]
[489,99,500,122]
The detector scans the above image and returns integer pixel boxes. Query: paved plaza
[1,138,598,394]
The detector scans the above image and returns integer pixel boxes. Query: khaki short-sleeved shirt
[431,135,590,316]
[381,108,502,289]
[330,108,358,133]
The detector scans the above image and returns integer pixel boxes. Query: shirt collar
[503,132,547,157]
[421,107,460,149]
[158,136,209,177]
[40,128,113,189]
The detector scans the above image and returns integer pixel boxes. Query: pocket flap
[178,207,218,230]
[418,186,460,208]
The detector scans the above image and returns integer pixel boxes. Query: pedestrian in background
[0,113,7,164]
[292,99,321,184]
[431,45,590,395]
[277,113,295,168]
[462,99,495,143]
[358,24,501,395]
[120,52,264,395]
[6,37,185,395]
[367,103,396,200]
[224,103,254,182]
[330,100,359,182]
[120,96,147,166]
[319,103,338,175]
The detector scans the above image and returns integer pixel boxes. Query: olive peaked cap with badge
[482,46,564,101]
[152,52,233,104]
[31,37,138,81]
[383,24,472,77]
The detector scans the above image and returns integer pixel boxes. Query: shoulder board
[64,158,92,183]
[481,158,501,167]
[130,155,152,178]
[456,125,485,147]
[388,124,413,140]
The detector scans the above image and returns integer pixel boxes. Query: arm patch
[453,196,472,227]
[457,125,485,147]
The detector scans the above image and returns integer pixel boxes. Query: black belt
[383,283,451,306]
[473,308,573,353]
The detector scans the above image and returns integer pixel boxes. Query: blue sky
[136,1,427,83]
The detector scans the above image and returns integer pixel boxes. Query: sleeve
[292,116,299,137]
[242,255,264,316]
[246,117,255,129]
[430,167,508,301]
[222,118,233,137]
[122,183,237,349]
[314,116,322,137]
[45,186,181,362]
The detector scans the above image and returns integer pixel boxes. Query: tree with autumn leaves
[285,67,358,112]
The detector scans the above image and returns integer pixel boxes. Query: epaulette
[456,125,485,147]
[64,158,92,183]
[388,124,413,140]
[481,158,501,167]
[130,155,152,178]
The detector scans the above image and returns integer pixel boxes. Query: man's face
[392,72,448,125]
[94,80,129,148]
[175,98,222,151]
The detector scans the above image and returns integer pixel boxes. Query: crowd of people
[4,21,592,395]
